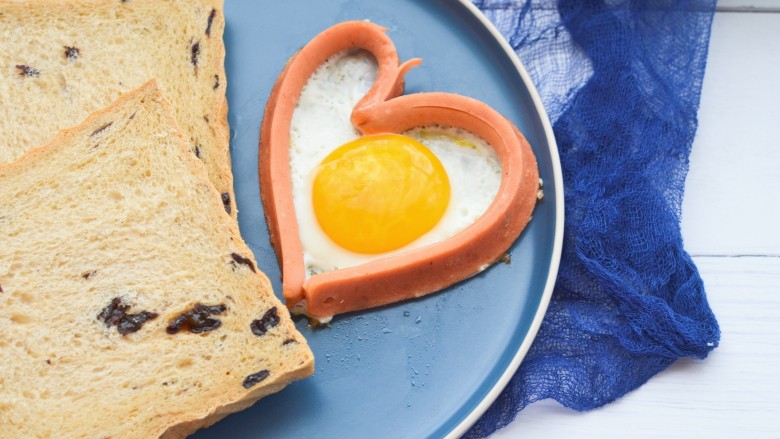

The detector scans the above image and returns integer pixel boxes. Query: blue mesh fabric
[467,1,721,436]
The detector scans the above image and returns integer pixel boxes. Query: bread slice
[0,81,314,438]
[0,0,235,217]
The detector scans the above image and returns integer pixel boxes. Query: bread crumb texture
[0,0,234,217]
[0,83,313,439]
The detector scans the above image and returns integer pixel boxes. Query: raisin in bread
[0,0,236,217]
[0,81,314,439]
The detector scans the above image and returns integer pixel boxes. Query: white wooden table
[491,2,780,437]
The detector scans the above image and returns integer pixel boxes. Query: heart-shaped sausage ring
[260,21,540,321]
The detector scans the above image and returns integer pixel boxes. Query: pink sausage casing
[259,21,540,320]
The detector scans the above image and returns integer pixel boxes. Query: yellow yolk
[312,134,451,254]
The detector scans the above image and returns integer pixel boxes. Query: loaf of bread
[0,82,314,438]
[0,0,235,217]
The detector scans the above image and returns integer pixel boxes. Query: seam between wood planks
[689,254,780,258]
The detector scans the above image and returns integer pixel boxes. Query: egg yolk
[312,133,450,254]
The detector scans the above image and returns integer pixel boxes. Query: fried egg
[290,49,502,277]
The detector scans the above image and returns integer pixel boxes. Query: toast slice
[0,82,314,438]
[0,0,235,217]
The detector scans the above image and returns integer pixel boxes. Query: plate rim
[444,1,564,437]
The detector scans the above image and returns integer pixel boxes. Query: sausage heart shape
[260,21,540,320]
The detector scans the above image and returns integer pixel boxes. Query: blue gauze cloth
[466,1,722,436]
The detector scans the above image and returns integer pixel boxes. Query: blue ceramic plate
[195,0,563,437]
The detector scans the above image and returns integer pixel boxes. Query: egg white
[289,49,502,278]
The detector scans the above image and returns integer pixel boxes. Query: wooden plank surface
[717,0,780,11]
[681,12,780,256]
[491,8,780,439]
